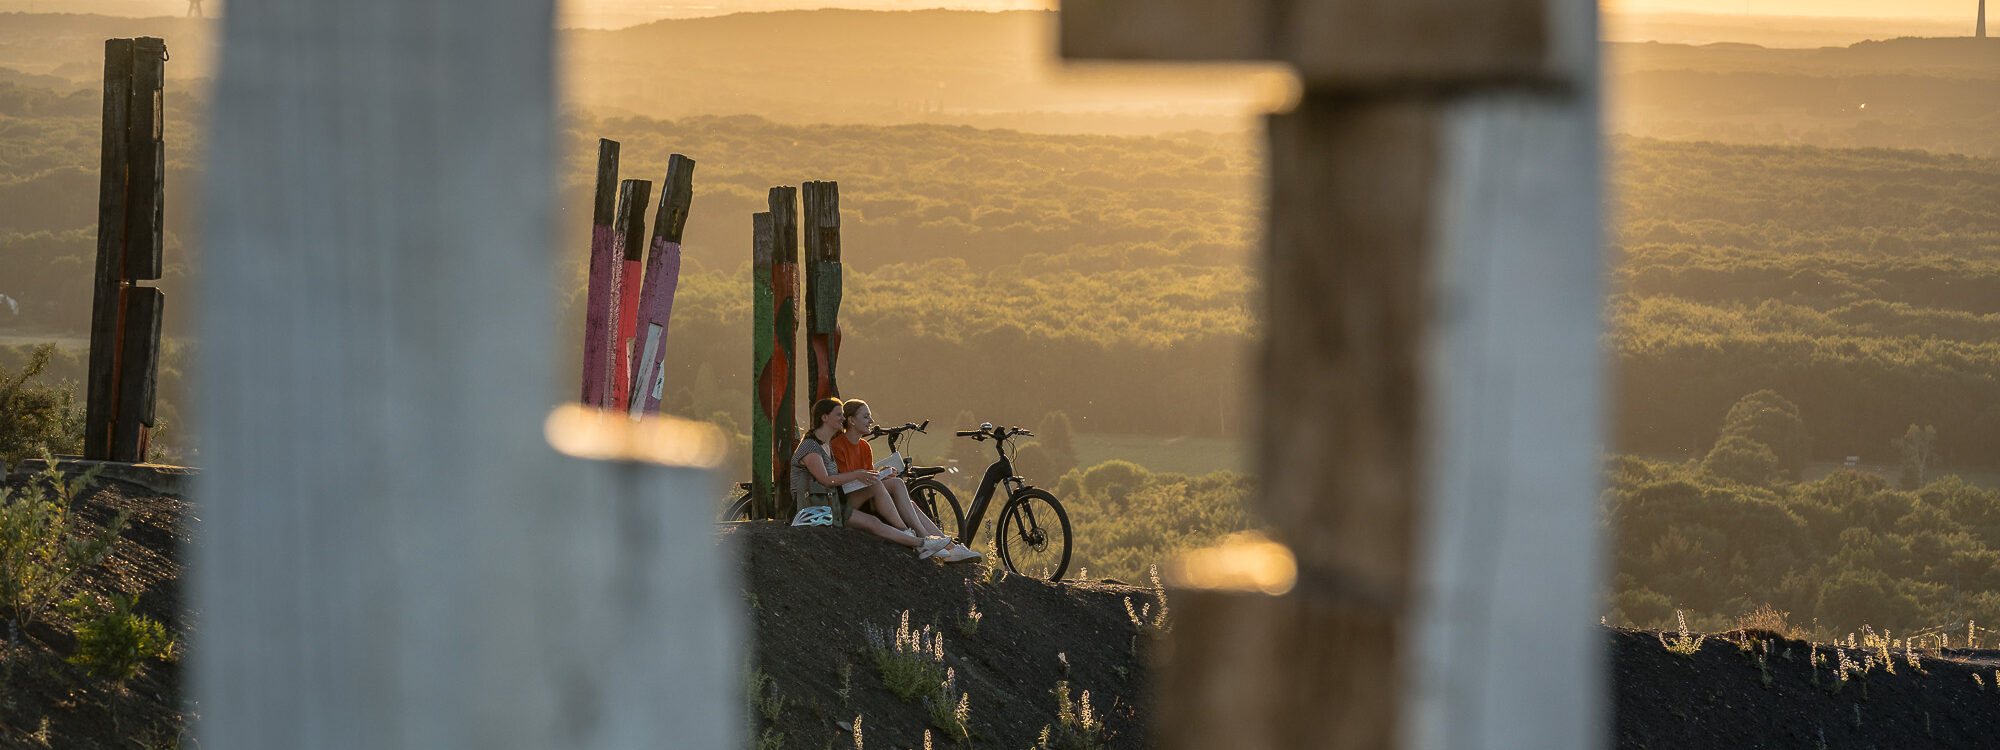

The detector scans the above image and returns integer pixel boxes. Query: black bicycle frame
[955,438,1026,546]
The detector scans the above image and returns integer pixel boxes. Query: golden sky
[554,0,1980,27]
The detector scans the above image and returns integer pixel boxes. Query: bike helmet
[790,505,836,527]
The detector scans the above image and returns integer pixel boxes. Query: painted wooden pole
[198,0,742,746]
[1065,1,1602,749]
[802,181,842,402]
[627,154,694,420]
[610,178,651,410]
[86,36,167,462]
[769,186,800,515]
[579,138,620,407]
[751,212,777,521]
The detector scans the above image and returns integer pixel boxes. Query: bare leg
[844,510,920,547]
[852,484,909,530]
[883,477,944,538]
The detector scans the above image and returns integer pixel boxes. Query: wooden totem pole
[802,181,843,402]
[769,186,801,513]
[611,178,653,407]
[86,37,168,462]
[614,178,650,408]
[751,212,778,520]
[579,139,620,406]
[1064,0,1604,748]
[627,154,694,420]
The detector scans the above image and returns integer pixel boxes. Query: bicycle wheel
[721,492,752,522]
[995,488,1071,582]
[908,479,965,542]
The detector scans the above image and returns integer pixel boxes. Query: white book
[840,452,903,494]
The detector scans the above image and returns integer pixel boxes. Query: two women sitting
[791,397,980,563]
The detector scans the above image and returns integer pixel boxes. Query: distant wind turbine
[1980,0,1987,39]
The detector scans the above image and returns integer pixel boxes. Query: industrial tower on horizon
[1982,0,1988,38]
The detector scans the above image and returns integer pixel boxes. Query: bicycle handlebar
[867,420,932,440]
[954,425,1034,440]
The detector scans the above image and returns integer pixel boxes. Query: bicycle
[948,422,1073,582]
[862,420,965,541]
[721,420,1072,585]
[718,419,959,527]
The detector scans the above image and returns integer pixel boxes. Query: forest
[4,11,1999,633]
[4,78,1997,468]
[1606,389,2000,636]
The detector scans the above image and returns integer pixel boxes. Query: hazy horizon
[0,0,1983,31]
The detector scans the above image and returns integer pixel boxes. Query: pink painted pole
[627,154,694,419]
[610,178,650,410]
[578,138,619,407]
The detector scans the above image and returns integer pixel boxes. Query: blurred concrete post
[196,2,740,748]
[1065,1,1604,748]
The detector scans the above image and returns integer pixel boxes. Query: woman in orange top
[839,399,980,562]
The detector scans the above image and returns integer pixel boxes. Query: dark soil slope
[20,472,2000,750]
[1613,627,2000,749]
[0,470,191,749]
[729,520,1158,749]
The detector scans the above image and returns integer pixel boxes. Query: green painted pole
[770,186,800,517]
[751,212,776,520]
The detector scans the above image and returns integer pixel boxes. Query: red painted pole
[609,177,650,410]
[627,154,694,419]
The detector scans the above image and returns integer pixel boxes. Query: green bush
[1030,681,1103,750]
[863,610,947,703]
[0,457,124,629]
[0,343,83,469]
[63,591,174,685]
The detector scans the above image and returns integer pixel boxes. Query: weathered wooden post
[751,212,778,520]
[802,181,842,402]
[1064,1,1604,748]
[579,139,620,407]
[627,154,694,420]
[611,178,652,410]
[769,186,801,516]
[86,36,167,462]
[198,0,742,747]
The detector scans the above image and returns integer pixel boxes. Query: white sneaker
[917,536,953,560]
[898,527,919,539]
[937,544,979,563]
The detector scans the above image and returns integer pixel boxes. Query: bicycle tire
[907,479,965,542]
[721,493,752,522]
[995,488,1071,582]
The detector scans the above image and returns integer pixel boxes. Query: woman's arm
[803,453,877,487]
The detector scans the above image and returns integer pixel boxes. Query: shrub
[0,343,84,468]
[1079,461,1148,506]
[1031,680,1103,750]
[862,610,946,702]
[1717,390,1809,479]
[63,592,174,685]
[0,456,125,629]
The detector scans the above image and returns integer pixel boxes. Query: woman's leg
[883,477,944,538]
[844,510,920,547]
[852,484,909,530]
